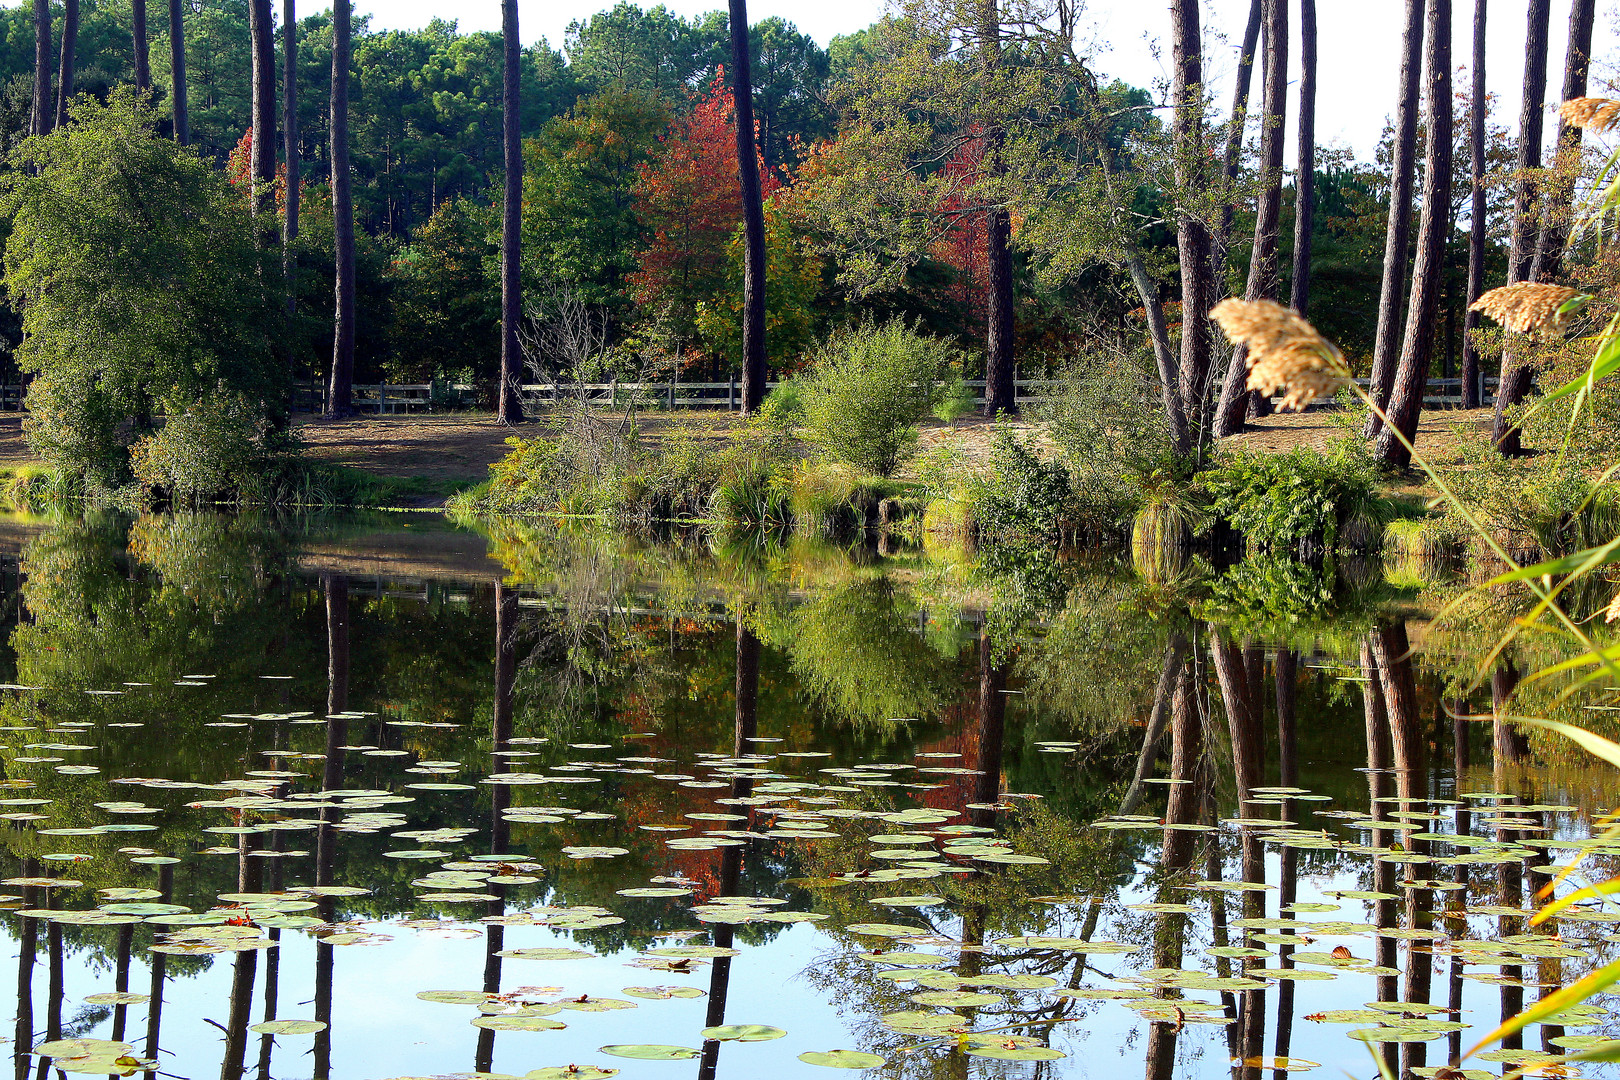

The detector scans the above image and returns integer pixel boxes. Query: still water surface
[0,511,1609,1080]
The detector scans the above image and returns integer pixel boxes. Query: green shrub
[932,372,977,422]
[757,380,805,430]
[1198,439,1383,551]
[1441,437,1620,558]
[129,394,293,503]
[800,319,961,477]
[968,426,1072,540]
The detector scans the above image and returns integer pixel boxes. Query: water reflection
[0,513,1603,1078]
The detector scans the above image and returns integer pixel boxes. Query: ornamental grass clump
[1468,282,1584,335]
[1209,298,1350,411]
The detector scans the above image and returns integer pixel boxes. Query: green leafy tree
[1,91,284,485]
[565,2,723,97]
[521,88,668,314]
[800,318,960,478]
[388,197,499,383]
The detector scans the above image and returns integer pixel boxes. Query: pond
[0,510,1610,1080]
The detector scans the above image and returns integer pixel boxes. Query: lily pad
[798,1050,886,1069]
[597,1045,701,1060]
[250,1020,326,1035]
[701,1025,786,1042]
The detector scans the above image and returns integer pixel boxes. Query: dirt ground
[0,406,1498,485]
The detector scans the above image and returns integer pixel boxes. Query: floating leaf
[250,1020,326,1035]
[597,1045,701,1060]
[701,1025,785,1042]
[798,1050,886,1069]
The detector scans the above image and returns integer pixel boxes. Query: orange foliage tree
[629,73,778,358]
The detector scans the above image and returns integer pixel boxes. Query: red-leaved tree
[630,74,777,358]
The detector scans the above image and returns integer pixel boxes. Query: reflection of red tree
[915,696,985,816]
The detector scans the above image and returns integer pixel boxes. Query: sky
[355,0,1603,163]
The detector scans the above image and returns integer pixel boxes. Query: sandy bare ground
[0,407,1498,485]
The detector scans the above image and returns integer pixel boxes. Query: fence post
[668,376,675,410]
[729,378,736,411]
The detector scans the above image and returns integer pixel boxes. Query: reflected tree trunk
[1272,651,1298,1080]
[144,863,173,1067]
[971,628,1008,828]
[475,583,518,1073]
[13,862,35,1080]
[1145,648,1201,1080]
[1120,636,1190,817]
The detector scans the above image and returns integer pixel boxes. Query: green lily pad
[525,1070,618,1080]
[701,1025,785,1042]
[621,986,706,1000]
[498,948,594,961]
[798,1050,886,1069]
[910,990,1001,1006]
[963,1045,1065,1061]
[417,991,493,1005]
[844,923,924,937]
[472,1015,567,1031]
[597,1045,701,1060]
[250,1020,326,1035]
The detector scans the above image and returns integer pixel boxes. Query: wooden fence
[0,374,1506,415]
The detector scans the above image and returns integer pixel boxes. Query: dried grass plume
[1468,283,1583,334]
[1209,299,1350,412]
[1560,96,1620,133]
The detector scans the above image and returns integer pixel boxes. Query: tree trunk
[1490,0,1551,455]
[30,0,51,137]
[980,1,1016,418]
[497,0,525,423]
[282,0,299,314]
[729,0,769,415]
[1128,255,1190,453]
[1462,0,1487,408]
[325,0,354,419]
[132,0,149,95]
[1215,0,1264,264]
[1290,0,1317,317]
[249,0,276,241]
[1532,0,1596,284]
[168,0,188,145]
[1215,0,1288,437]
[1375,0,1451,468]
[1363,0,1425,438]
[1170,0,1214,450]
[53,0,77,130]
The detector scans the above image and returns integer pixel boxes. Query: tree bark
[1290,0,1317,317]
[249,0,276,241]
[1490,0,1551,455]
[1363,0,1426,438]
[497,0,525,423]
[53,0,77,130]
[1128,255,1190,453]
[168,0,188,145]
[1375,0,1451,468]
[1462,0,1487,408]
[980,0,1016,418]
[1215,0,1288,436]
[1170,0,1214,450]
[132,0,149,95]
[30,0,51,137]
[1215,0,1264,264]
[282,0,299,314]
[729,0,769,415]
[325,0,355,419]
[1532,0,1596,284]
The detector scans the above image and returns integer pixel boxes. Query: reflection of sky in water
[0,512,1613,1079]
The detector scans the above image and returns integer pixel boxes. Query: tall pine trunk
[1375,0,1452,468]
[53,0,77,130]
[1170,0,1214,449]
[168,0,188,145]
[283,0,299,312]
[1214,0,1288,437]
[1215,0,1264,266]
[1462,0,1487,408]
[729,0,768,415]
[249,0,276,240]
[1490,0,1551,454]
[1363,0,1425,438]
[30,0,51,136]
[1533,0,1596,283]
[1290,0,1318,317]
[132,0,149,95]
[980,0,1016,418]
[497,0,525,423]
[325,0,354,419]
